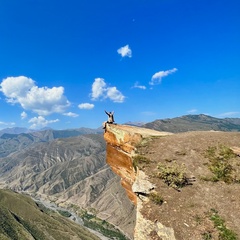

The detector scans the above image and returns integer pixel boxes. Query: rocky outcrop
[104,123,175,239]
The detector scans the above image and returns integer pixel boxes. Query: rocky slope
[0,127,103,157]
[143,114,240,133]
[0,134,135,239]
[0,189,100,240]
[104,123,240,239]
[104,124,174,239]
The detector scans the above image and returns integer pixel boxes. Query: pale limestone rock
[132,170,155,195]
[135,200,176,240]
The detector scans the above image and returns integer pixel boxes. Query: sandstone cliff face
[104,124,175,240]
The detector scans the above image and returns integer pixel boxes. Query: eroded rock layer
[104,123,174,239]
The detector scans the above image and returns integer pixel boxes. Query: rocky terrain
[0,189,101,240]
[0,127,103,157]
[0,134,135,239]
[104,124,240,240]
[138,131,240,239]
[143,114,240,133]
[1,114,240,239]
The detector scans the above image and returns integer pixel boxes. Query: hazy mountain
[143,114,240,133]
[0,127,31,137]
[0,134,135,239]
[124,121,146,127]
[0,128,103,158]
[0,126,103,137]
[0,189,100,240]
[225,117,240,125]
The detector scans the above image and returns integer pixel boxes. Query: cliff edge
[104,124,240,240]
[104,123,175,239]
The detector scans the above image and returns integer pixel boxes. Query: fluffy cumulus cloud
[91,78,106,100]
[91,78,125,103]
[28,116,59,129]
[106,87,125,102]
[150,68,178,85]
[0,76,70,115]
[117,44,132,58]
[78,103,94,110]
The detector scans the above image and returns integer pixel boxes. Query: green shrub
[204,145,237,183]
[79,210,130,240]
[157,162,188,190]
[57,210,72,218]
[202,232,212,240]
[149,192,164,205]
[209,209,237,240]
[132,155,150,171]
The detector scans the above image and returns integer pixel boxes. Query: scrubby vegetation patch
[203,144,240,183]
[209,209,237,240]
[156,162,189,190]
[148,192,164,205]
[132,155,150,171]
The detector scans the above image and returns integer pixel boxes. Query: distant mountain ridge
[0,126,103,137]
[143,114,240,133]
[0,127,103,158]
[0,127,32,136]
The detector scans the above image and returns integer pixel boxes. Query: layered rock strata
[104,123,175,239]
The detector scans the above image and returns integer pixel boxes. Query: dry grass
[137,131,240,240]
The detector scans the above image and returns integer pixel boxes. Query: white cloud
[0,121,15,127]
[218,112,240,117]
[187,109,198,114]
[78,103,94,110]
[132,82,146,90]
[106,87,125,102]
[28,116,59,129]
[0,76,35,102]
[91,78,106,100]
[63,112,79,117]
[0,76,70,115]
[117,44,132,58]
[21,111,27,119]
[150,68,178,85]
[91,78,125,103]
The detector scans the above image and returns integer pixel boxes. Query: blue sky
[0,0,239,129]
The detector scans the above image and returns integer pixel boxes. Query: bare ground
[137,131,240,240]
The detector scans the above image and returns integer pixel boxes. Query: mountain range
[0,114,240,239]
[0,133,135,239]
[143,114,240,132]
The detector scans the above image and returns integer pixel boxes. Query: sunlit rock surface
[104,124,175,239]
